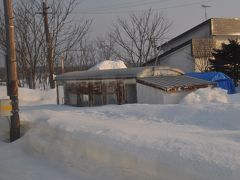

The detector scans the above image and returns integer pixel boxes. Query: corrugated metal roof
[56,66,184,81]
[137,75,215,92]
[56,67,148,81]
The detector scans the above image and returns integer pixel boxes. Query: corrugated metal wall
[64,80,137,107]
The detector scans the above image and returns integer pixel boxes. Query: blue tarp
[186,72,235,94]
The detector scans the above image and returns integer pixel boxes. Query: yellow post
[0,99,12,117]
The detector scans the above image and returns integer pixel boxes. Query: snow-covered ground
[0,86,240,180]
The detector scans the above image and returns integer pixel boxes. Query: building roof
[159,19,211,49]
[159,18,240,49]
[137,75,215,92]
[56,66,184,81]
[56,67,145,81]
[145,18,240,66]
[143,40,192,66]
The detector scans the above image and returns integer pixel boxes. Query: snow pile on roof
[89,60,127,71]
[180,87,229,104]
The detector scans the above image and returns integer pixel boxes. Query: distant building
[55,66,214,106]
[144,18,240,72]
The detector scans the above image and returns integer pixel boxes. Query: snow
[0,86,240,180]
[180,87,229,104]
[89,60,127,71]
[0,87,56,106]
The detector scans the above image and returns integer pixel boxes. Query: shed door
[125,84,137,103]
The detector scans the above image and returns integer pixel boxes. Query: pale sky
[1,0,240,66]
[76,0,240,39]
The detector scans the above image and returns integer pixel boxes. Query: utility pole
[41,0,55,89]
[3,0,20,142]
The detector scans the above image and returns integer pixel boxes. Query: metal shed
[137,75,215,104]
[55,66,184,106]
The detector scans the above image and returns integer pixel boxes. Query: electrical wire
[73,0,213,15]
[79,0,172,12]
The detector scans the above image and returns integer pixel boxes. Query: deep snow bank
[181,87,229,104]
[0,86,56,106]
[21,102,240,180]
[1,86,240,180]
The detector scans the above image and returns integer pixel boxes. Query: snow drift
[1,86,240,180]
[181,87,229,104]
[0,86,56,106]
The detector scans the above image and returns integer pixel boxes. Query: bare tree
[0,0,92,89]
[0,9,6,53]
[95,33,119,62]
[109,9,171,66]
[62,39,97,71]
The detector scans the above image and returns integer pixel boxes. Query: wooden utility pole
[42,0,55,89]
[3,0,20,142]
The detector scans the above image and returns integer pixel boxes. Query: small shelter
[56,66,215,106]
[56,66,184,106]
[186,72,235,94]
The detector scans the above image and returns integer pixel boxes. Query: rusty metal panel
[116,81,125,105]
[64,80,131,106]
[211,18,240,36]
[78,82,88,94]
[107,81,117,94]
[92,82,102,94]
[192,39,216,58]
[88,82,93,106]
[102,83,107,105]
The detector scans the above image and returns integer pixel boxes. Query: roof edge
[159,18,212,49]
[144,40,192,65]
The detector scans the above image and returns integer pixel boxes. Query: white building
[145,18,240,72]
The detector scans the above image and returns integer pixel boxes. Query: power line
[80,0,150,11]
[79,0,171,12]
[73,0,214,15]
